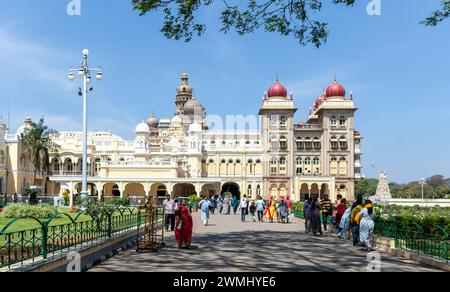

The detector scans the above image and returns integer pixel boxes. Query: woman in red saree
[174,204,193,249]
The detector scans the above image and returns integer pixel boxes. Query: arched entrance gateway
[172,183,196,198]
[221,182,240,199]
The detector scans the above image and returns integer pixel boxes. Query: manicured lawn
[0,207,93,233]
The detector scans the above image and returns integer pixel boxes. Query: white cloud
[0,27,75,91]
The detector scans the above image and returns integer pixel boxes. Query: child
[249,201,257,222]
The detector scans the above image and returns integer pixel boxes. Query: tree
[426,175,446,189]
[355,178,378,197]
[20,118,59,203]
[422,0,450,26]
[131,0,448,47]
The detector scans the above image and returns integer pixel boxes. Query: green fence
[0,207,139,270]
[374,217,449,264]
[293,205,449,264]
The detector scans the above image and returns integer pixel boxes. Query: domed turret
[325,75,346,99]
[16,117,32,137]
[184,96,202,115]
[171,115,182,127]
[146,114,158,128]
[267,76,288,99]
[176,71,193,95]
[135,121,150,133]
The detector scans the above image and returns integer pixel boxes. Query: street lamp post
[68,49,103,200]
[419,178,426,201]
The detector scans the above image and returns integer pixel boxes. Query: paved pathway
[89,212,440,272]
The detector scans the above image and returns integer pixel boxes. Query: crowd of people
[162,193,375,252]
[303,194,375,252]
[197,194,294,225]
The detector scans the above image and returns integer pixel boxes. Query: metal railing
[374,217,449,264]
[292,204,449,264]
[0,207,139,270]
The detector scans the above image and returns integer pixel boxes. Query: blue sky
[0,0,449,183]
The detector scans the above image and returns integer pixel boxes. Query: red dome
[267,79,288,98]
[325,79,346,98]
[314,95,326,107]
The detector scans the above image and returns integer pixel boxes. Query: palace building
[0,72,362,205]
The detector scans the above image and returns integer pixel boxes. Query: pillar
[195,183,202,198]
[118,182,126,198]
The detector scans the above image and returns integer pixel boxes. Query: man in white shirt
[239,195,249,222]
[163,195,176,231]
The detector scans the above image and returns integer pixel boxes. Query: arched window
[330,116,337,127]
[339,136,348,149]
[256,184,261,196]
[0,150,5,164]
[65,158,73,172]
[304,137,313,150]
[235,159,241,164]
[330,136,339,149]
[280,116,287,127]
[95,158,101,173]
[270,136,279,150]
[228,159,234,164]
[296,157,303,175]
[208,159,214,164]
[339,116,347,127]
[52,158,60,172]
[279,157,287,175]
[247,159,253,164]
[221,159,226,164]
[304,157,311,165]
[296,137,304,150]
[313,137,321,150]
[313,157,319,165]
[270,115,277,127]
[256,159,262,164]
[270,157,277,175]
[280,136,287,149]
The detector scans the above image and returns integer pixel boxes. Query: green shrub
[375,205,450,234]
[3,203,59,219]
[110,197,130,207]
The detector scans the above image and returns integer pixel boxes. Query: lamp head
[96,72,103,81]
[82,49,89,57]
[68,72,75,81]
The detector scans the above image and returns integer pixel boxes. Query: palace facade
[0,72,362,204]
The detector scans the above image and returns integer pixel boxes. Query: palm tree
[20,118,59,204]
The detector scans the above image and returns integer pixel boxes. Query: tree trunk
[30,169,38,205]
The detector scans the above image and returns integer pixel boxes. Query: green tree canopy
[131,0,449,47]
[355,178,378,197]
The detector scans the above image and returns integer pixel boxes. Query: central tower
[175,71,193,116]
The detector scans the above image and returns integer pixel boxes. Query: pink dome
[267,78,288,98]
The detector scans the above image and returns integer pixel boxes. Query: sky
[0,0,449,183]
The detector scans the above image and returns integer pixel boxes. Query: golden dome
[176,70,193,95]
